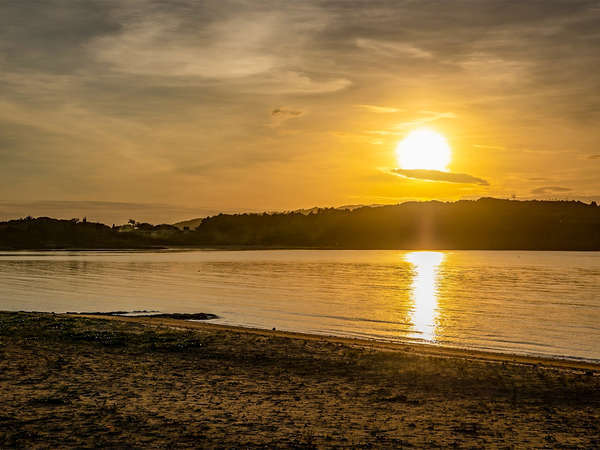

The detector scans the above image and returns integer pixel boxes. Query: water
[1,250,599,362]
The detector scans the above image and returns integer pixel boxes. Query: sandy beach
[1,312,599,447]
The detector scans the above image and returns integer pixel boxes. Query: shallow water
[1,249,599,361]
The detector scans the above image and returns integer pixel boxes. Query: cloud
[254,71,351,94]
[393,111,457,129]
[89,5,314,80]
[355,38,432,59]
[473,144,506,151]
[270,107,304,126]
[392,169,489,186]
[92,14,276,79]
[355,105,402,113]
[366,130,403,136]
[84,2,350,94]
[1,0,599,209]
[531,186,572,195]
[271,108,303,118]
[367,110,457,136]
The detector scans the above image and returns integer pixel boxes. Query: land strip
[1,312,599,447]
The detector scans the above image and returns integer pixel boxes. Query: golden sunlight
[405,251,445,341]
[396,128,451,171]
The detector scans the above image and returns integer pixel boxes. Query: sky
[1,0,600,224]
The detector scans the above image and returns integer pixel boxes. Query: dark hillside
[1,199,599,250]
[189,198,600,250]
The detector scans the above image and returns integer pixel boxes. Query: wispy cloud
[86,2,350,95]
[255,71,351,94]
[355,105,402,113]
[366,111,456,136]
[531,186,572,195]
[91,11,278,79]
[392,111,457,130]
[588,154,600,160]
[271,107,304,126]
[392,169,489,186]
[473,144,506,151]
[355,38,432,59]
[366,130,403,136]
[272,107,303,117]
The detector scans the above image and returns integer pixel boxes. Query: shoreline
[78,314,600,372]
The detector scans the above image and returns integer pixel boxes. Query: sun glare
[396,128,451,171]
[405,251,445,341]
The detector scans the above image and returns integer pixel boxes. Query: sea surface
[1,249,599,362]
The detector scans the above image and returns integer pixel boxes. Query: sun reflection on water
[405,251,445,341]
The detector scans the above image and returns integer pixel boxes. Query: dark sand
[1,312,599,448]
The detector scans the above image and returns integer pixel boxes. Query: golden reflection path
[405,251,445,341]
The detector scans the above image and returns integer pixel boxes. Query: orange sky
[1,1,599,223]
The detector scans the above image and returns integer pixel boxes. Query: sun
[396,128,451,171]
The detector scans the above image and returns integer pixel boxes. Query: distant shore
[2,311,599,447]
[4,199,600,251]
[3,245,600,252]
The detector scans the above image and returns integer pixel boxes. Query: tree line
[1,198,599,250]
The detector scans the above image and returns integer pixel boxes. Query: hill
[173,204,376,230]
[187,198,600,250]
[2,198,600,250]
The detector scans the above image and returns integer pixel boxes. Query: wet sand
[1,312,599,447]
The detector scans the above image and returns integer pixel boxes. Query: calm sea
[1,250,599,362]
